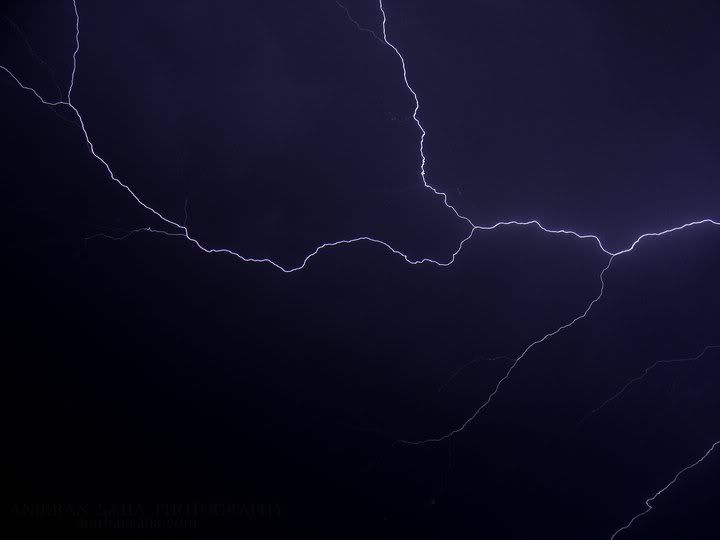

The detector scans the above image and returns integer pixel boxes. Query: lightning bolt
[1,0,718,448]
[1,12,64,100]
[609,440,720,539]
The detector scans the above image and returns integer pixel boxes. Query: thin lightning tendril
[84,227,186,244]
[1,0,718,447]
[579,344,720,425]
[336,1,384,43]
[398,256,615,444]
[609,440,720,539]
[437,354,510,394]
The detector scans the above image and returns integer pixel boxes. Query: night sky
[3,1,719,538]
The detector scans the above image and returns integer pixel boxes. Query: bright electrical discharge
[2,2,718,537]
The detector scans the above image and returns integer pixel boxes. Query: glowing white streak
[609,440,720,539]
[336,1,384,43]
[399,256,615,444]
[84,227,184,243]
[613,219,720,256]
[68,0,80,101]
[0,0,718,442]
[582,344,720,423]
[0,65,68,106]
[378,0,475,230]
[400,215,719,442]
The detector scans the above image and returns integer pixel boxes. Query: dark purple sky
[3,1,719,538]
